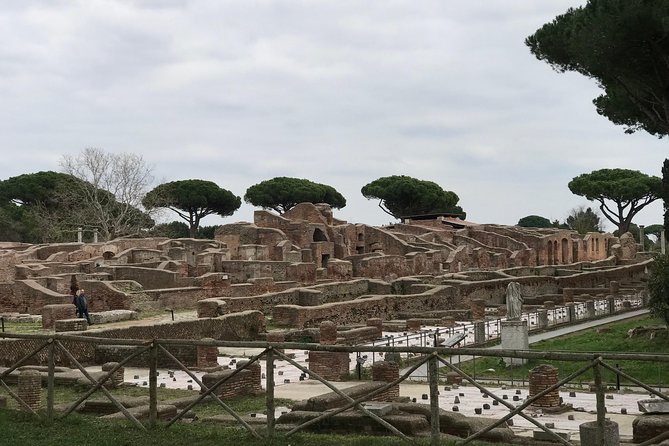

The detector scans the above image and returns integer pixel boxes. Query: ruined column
[77,227,83,243]
[18,370,42,412]
[566,303,577,323]
[470,299,486,320]
[537,310,548,329]
[585,300,596,319]
[371,361,400,400]
[529,364,561,408]
[101,362,124,388]
[197,338,219,368]
[607,296,616,314]
[473,321,486,345]
[319,320,338,345]
[309,320,349,380]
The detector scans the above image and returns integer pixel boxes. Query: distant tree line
[0,149,469,243]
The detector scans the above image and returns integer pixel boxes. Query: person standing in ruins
[74,289,92,325]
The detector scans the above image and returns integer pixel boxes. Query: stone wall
[0,311,266,368]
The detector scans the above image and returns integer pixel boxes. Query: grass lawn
[451,316,669,388]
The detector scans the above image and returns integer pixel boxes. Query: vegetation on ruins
[243,176,346,214]
[526,0,669,137]
[648,254,669,325]
[0,170,153,243]
[516,215,553,228]
[565,206,603,234]
[361,175,465,220]
[143,180,241,238]
[148,220,218,239]
[568,168,661,234]
[61,148,155,241]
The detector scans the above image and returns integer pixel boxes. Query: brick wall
[308,351,350,381]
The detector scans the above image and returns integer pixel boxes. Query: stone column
[102,362,124,388]
[585,300,596,319]
[18,370,42,411]
[197,338,219,368]
[473,321,486,345]
[537,310,548,330]
[580,420,619,446]
[607,296,616,314]
[566,303,577,323]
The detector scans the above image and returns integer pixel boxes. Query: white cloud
[0,0,666,232]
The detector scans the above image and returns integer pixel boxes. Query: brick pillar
[18,370,41,411]
[470,299,486,320]
[529,364,561,407]
[367,318,383,337]
[537,310,548,329]
[101,362,124,388]
[197,338,219,368]
[266,331,286,354]
[563,288,574,304]
[585,300,596,319]
[308,351,350,381]
[566,303,577,322]
[237,360,262,392]
[473,321,486,344]
[319,320,338,345]
[607,296,616,314]
[406,318,421,331]
[371,361,399,400]
[609,281,620,297]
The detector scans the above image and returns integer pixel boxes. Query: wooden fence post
[266,347,275,439]
[149,342,158,428]
[46,339,55,424]
[429,353,440,446]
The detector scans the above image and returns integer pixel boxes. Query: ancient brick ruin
[0,203,651,371]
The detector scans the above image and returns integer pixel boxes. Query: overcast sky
[1,1,666,231]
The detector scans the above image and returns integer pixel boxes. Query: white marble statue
[506,281,524,320]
